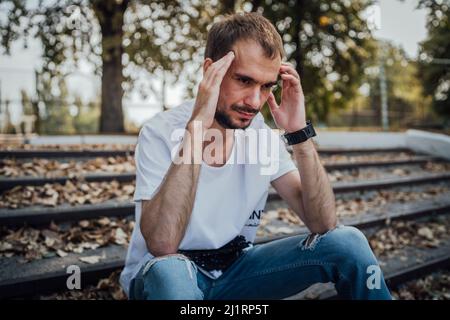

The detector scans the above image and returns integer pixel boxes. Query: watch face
[282,122,316,145]
[304,126,314,138]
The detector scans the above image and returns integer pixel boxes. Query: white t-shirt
[119,100,297,297]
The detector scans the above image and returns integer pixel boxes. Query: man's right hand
[189,51,235,130]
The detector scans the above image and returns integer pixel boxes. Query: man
[120,12,392,300]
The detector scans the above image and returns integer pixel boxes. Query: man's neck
[209,119,235,140]
[202,119,235,166]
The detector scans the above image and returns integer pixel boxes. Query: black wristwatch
[282,120,317,145]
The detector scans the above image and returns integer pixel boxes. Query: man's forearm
[292,139,337,233]
[140,122,202,256]
[140,52,235,256]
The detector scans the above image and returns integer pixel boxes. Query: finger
[210,51,235,71]
[203,52,233,78]
[280,64,300,80]
[204,52,235,83]
[281,62,295,69]
[205,58,235,90]
[280,73,301,86]
[267,92,280,114]
[215,51,235,77]
[281,62,294,67]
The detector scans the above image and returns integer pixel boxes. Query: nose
[243,87,261,111]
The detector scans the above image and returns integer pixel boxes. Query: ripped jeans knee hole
[142,253,195,279]
[300,225,341,251]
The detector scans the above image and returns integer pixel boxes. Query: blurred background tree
[244,0,376,126]
[72,95,100,134]
[1,0,448,134]
[0,0,223,133]
[417,0,450,125]
[366,41,433,129]
[19,73,99,135]
[35,74,76,134]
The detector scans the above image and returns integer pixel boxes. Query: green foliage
[417,0,450,122]
[367,41,431,123]
[35,74,74,134]
[25,72,99,134]
[73,96,100,134]
[246,0,376,123]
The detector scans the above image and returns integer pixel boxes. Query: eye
[239,77,251,85]
[262,82,279,92]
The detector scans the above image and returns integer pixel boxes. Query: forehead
[230,39,281,83]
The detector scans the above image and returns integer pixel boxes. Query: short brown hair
[205,12,285,62]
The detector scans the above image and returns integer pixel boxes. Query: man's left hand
[267,62,307,133]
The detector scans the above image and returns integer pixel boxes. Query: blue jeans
[129,225,392,300]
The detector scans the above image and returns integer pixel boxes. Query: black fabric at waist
[178,235,251,272]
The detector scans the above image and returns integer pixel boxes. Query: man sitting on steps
[120,12,392,300]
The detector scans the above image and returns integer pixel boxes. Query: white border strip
[313,131,406,149]
[28,135,137,145]
[406,129,450,160]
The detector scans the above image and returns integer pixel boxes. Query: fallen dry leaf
[38,270,126,300]
[369,216,450,257]
[113,228,128,245]
[79,254,104,264]
[3,143,135,152]
[0,180,135,209]
[56,250,68,257]
[391,270,450,300]
[321,152,415,165]
[0,217,134,261]
[1,155,135,178]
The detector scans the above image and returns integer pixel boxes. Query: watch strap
[282,120,316,145]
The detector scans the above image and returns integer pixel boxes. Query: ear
[202,58,213,76]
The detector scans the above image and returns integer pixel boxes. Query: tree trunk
[162,71,168,111]
[293,1,304,77]
[33,71,41,134]
[221,0,236,14]
[31,100,41,134]
[93,1,128,133]
[250,0,262,12]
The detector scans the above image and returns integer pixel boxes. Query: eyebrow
[234,72,279,87]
